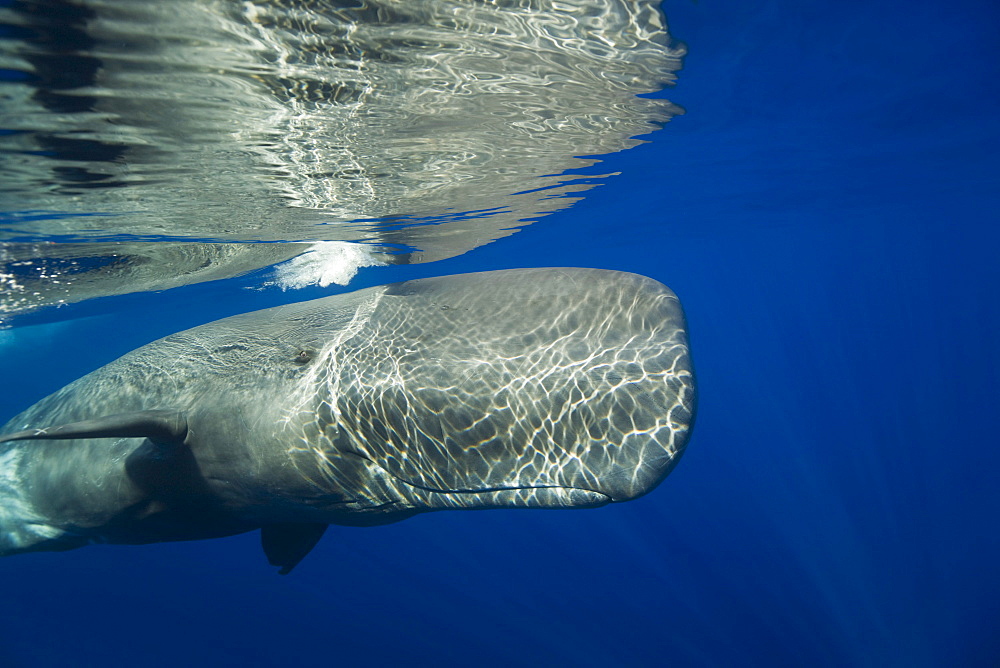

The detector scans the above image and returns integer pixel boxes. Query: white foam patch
[272,242,386,290]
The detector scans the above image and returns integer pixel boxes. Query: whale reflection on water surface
[0,1,684,319]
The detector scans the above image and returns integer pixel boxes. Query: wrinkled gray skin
[0,268,696,573]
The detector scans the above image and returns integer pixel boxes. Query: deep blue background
[2,0,999,665]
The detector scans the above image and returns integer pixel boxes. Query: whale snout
[352,363,697,511]
[328,269,697,512]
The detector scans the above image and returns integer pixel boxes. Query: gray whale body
[0,268,696,573]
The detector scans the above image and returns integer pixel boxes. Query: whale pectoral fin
[0,410,188,446]
[261,523,328,575]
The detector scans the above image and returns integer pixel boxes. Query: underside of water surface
[0,0,683,321]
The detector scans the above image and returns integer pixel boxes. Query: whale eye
[293,350,313,364]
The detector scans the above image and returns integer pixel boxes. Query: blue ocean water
[1,0,998,666]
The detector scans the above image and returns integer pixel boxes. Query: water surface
[1,0,682,318]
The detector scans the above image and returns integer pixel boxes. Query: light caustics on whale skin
[175,268,693,515]
[0,269,695,557]
[0,0,684,320]
[280,270,695,515]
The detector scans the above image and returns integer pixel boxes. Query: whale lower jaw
[341,448,614,511]
[417,486,612,510]
[390,477,612,510]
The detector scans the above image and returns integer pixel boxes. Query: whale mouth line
[396,476,613,502]
[348,451,613,504]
